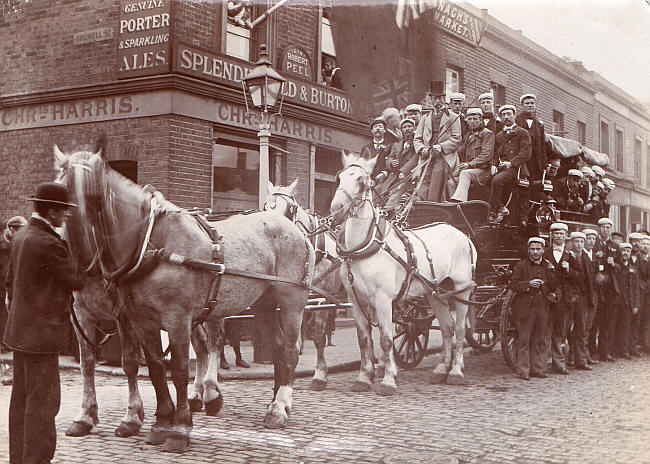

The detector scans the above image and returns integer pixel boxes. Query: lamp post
[242,44,286,210]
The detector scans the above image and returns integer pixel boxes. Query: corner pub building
[1,0,649,232]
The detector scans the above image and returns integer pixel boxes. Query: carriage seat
[409,200,491,231]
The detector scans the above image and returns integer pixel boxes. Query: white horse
[264,179,342,390]
[330,151,476,394]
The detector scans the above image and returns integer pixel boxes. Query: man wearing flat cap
[478,92,503,134]
[516,94,547,185]
[511,236,558,380]
[413,80,462,202]
[628,232,646,356]
[449,92,467,139]
[582,228,601,364]
[4,181,85,464]
[380,117,419,211]
[600,178,615,216]
[361,117,393,180]
[608,242,641,359]
[542,222,576,374]
[405,103,422,128]
[449,108,495,202]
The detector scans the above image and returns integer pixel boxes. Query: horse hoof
[375,365,385,378]
[375,383,397,396]
[351,380,371,392]
[431,372,448,384]
[145,430,170,445]
[188,397,203,413]
[204,395,224,416]
[162,435,190,453]
[310,378,327,391]
[115,421,141,438]
[65,420,93,437]
[447,372,465,386]
[264,411,288,429]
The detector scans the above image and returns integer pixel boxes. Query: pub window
[313,146,340,216]
[600,120,610,155]
[615,128,624,172]
[226,2,252,60]
[552,110,565,136]
[490,82,505,106]
[213,140,259,196]
[577,121,586,145]
[445,67,462,95]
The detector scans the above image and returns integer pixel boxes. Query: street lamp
[242,44,286,210]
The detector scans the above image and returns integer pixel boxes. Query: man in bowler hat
[4,182,84,464]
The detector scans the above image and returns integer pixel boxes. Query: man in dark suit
[542,222,574,374]
[592,217,618,361]
[582,228,601,364]
[516,93,547,183]
[4,182,85,464]
[608,242,641,359]
[360,117,393,179]
[478,92,503,134]
[510,237,558,380]
[567,231,597,370]
[488,104,531,223]
[379,117,419,211]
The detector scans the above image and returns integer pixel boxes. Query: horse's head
[264,178,299,221]
[329,150,377,224]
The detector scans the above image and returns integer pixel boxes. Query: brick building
[1,0,649,232]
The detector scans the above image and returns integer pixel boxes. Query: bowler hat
[430,80,445,96]
[26,182,77,208]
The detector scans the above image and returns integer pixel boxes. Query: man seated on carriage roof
[449,108,495,203]
[378,117,420,212]
[487,104,531,224]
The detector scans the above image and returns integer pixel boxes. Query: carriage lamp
[241,44,286,210]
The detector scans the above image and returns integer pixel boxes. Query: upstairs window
[226,2,252,60]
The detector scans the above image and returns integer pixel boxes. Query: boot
[235,357,250,368]
[220,356,230,370]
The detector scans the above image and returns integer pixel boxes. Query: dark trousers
[569,297,589,367]
[516,299,549,375]
[548,302,571,370]
[488,168,517,211]
[221,319,243,360]
[9,351,60,464]
[642,293,650,350]
[589,294,610,358]
[584,299,598,358]
[609,302,632,356]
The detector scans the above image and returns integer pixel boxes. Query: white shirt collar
[526,119,533,128]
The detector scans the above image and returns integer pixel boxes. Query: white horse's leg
[447,296,470,385]
[201,319,224,417]
[349,300,375,392]
[188,324,208,413]
[66,303,99,437]
[310,310,328,391]
[430,298,454,384]
[114,315,145,437]
[375,295,398,396]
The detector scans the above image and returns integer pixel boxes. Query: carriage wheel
[392,318,431,370]
[498,290,518,372]
[465,298,500,352]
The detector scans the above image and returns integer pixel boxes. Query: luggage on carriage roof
[545,134,609,167]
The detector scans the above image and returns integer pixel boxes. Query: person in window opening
[487,104,531,224]
[4,182,85,464]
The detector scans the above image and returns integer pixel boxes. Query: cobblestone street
[2,349,649,464]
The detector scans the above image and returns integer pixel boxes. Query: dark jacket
[493,125,532,178]
[609,259,641,308]
[460,127,495,169]
[542,247,574,305]
[482,112,503,134]
[380,138,417,194]
[510,257,558,316]
[515,114,546,180]
[569,250,597,308]
[553,177,583,211]
[3,216,84,353]
[360,140,392,179]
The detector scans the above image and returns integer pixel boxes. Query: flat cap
[528,237,546,246]
[598,218,613,226]
[570,231,586,240]
[581,166,595,178]
[520,93,537,103]
[399,117,416,128]
[619,242,632,250]
[568,169,583,178]
[498,104,516,114]
[405,103,422,113]
[478,92,494,102]
[611,231,625,239]
[628,232,644,241]
[592,165,605,177]
[449,92,466,101]
[602,178,615,189]
[466,107,482,117]
[582,228,598,236]
[550,222,568,232]
[596,181,604,189]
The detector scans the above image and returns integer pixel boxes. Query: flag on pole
[330,0,439,122]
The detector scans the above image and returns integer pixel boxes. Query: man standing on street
[516,94,547,184]
[608,242,641,359]
[4,182,84,464]
[582,228,601,365]
[511,237,558,380]
[628,231,647,356]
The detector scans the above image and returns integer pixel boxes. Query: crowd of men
[360,81,615,224]
[512,222,650,380]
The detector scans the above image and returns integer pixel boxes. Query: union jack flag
[395,0,426,29]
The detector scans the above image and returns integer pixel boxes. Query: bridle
[264,191,298,221]
[334,163,374,220]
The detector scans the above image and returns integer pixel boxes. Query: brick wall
[285,139,311,208]
[172,0,222,52]
[274,4,318,74]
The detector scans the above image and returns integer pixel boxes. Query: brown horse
[54,146,314,453]
[264,179,342,390]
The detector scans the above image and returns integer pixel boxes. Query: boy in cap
[567,231,597,370]
[4,182,84,464]
[542,222,575,374]
[510,237,558,379]
[449,108,495,202]
[608,242,641,359]
[554,169,584,211]
[488,104,531,224]
[413,81,462,202]
[516,94,546,183]
[361,117,393,180]
[478,92,503,134]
